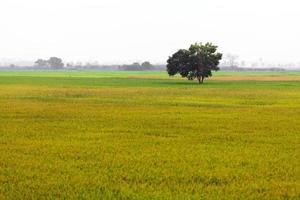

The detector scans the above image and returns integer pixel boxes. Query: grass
[0,70,299,199]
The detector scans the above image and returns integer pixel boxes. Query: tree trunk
[197,76,204,84]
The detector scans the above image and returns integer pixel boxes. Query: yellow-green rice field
[0,71,299,199]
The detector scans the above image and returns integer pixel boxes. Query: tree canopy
[35,57,64,69]
[167,43,222,84]
[48,57,64,69]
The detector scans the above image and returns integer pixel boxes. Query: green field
[0,71,299,199]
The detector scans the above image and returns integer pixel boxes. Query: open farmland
[0,71,299,199]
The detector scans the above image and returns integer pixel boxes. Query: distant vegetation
[35,57,64,69]
[31,59,164,71]
[0,55,299,72]
[118,61,155,71]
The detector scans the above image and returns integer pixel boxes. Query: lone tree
[48,57,64,69]
[167,43,222,84]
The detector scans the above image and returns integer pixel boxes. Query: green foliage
[167,43,222,83]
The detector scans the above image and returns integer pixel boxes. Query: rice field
[0,70,299,199]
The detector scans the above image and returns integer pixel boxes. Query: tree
[35,59,48,68]
[121,62,141,71]
[225,54,238,68]
[34,57,64,69]
[141,61,154,70]
[167,43,222,84]
[66,62,74,68]
[48,57,64,69]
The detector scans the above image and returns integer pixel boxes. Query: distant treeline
[118,62,165,71]
[220,66,286,71]
[0,57,166,71]
[1,56,299,71]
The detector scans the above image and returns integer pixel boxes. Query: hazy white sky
[0,0,299,64]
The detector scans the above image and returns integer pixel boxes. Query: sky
[0,0,299,65]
